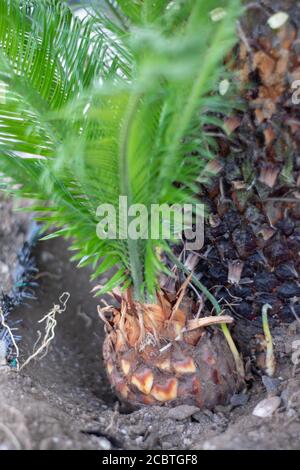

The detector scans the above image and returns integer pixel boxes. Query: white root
[19,292,70,371]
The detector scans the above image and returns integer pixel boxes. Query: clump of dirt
[1,201,300,450]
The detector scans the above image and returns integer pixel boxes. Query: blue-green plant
[0,0,240,300]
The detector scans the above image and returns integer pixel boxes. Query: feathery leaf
[0,0,241,300]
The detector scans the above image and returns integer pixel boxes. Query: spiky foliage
[0,0,241,301]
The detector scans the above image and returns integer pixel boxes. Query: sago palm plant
[0,0,243,408]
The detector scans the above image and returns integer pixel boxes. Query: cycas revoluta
[0,0,243,407]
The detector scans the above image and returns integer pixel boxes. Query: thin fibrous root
[19,292,70,371]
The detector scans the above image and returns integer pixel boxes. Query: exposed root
[19,292,70,371]
[76,305,92,328]
[262,304,276,377]
[1,293,71,372]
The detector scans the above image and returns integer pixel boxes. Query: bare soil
[1,203,300,450]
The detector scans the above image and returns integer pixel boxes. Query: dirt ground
[0,204,300,450]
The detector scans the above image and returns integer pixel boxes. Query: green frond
[0,0,242,301]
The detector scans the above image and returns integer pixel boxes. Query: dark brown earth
[1,204,300,450]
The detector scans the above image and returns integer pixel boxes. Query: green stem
[168,251,245,378]
[119,93,144,301]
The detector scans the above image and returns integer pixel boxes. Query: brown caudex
[100,288,242,408]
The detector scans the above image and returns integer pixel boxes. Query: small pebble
[98,437,112,450]
[0,261,9,274]
[212,412,228,430]
[210,7,227,22]
[167,405,200,421]
[219,79,230,96]
[202,441,217,450]
[192,411,214,425]
[0,339,7,361]
[162,441,172,450]
[286,408,297,418]
[291,350,300,365]
[281,380,300,408]
[278,282,300,299]
[230,392,249,407]
[252,397,281,418]
[214,404,232,414]
[262,376,281,397]
[22,376,33,387]
[41,251,55,262]
[267,12,289,30]
[292,340,300,351]
[183,438,192,447]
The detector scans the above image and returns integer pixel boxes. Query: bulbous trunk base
[104,329,240,408]
[101,291,242,409]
